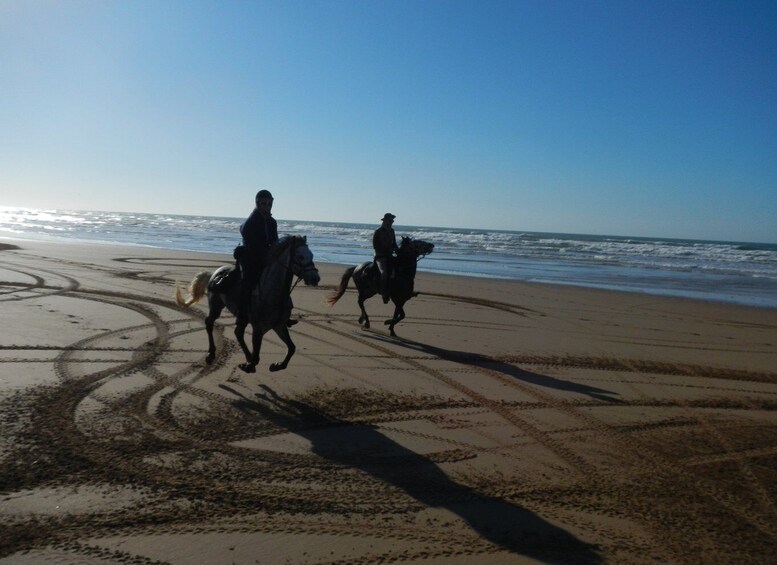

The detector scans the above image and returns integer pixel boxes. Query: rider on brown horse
[373,213,399,304]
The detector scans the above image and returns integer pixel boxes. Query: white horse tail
[326,266,356,306]
[175,271,212,307]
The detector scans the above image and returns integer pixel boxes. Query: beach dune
[1,239,776,563]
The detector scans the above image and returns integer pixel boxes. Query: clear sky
[2,1,776,242]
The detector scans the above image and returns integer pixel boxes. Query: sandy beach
[1,238,776,564]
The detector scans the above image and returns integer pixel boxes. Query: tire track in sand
[302,309,777,561]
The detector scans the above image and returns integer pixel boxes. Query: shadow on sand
[368,333,621,403]
[220,382,602,563]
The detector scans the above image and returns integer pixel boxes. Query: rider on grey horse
[234,190,278,319]
[373,212,399,304]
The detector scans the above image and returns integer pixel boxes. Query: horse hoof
[390,328,397,337]
[205,354,215,365]
[239,363,256,373]
[384,319,392,325]
[269,363,286,372]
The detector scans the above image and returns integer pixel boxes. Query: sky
[1,1,776,242]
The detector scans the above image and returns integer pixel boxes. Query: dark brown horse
[327,237,433,336]
[176,235,320,373]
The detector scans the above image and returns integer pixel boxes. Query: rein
[269,236,317,299]
[395,248,429,271]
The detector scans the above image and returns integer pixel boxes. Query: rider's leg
[377,258,390,303]
[238,258,258,320]
[386,256,395,302]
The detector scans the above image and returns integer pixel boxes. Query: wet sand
[1,238,776,563]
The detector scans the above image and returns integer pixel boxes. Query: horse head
[290,235,320,286]
[397,237,434,264]
[408,237,434,258]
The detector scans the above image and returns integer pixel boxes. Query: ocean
[1,206,776,309]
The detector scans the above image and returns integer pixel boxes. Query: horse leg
[205,296,224,365]
[385,300,406,337]
[358,294,370,329]
[235,318,256,373]
[352,266,375,329]
[269,324,296,372]
[243,323,262,373]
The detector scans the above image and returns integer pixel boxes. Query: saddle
[210,243,244,293]
[212,267,239,293]
[368,261,396,285]
[217,243,255,293]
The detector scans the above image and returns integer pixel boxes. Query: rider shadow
[368,334,621,404]
[219,383,603,563]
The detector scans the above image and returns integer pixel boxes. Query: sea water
[1,207,776,309]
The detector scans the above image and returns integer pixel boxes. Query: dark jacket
[240,209,278,264]
[373,226,398,259]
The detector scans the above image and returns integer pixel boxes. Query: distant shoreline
[2,208,777,310]
[2,235,775,312]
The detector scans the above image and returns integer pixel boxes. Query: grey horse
[176,235,320,373]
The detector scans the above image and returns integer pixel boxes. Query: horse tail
[326,266,356,306]
[175,271,212,307]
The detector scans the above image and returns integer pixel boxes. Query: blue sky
[2,1,776,242]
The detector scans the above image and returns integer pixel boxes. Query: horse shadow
[219,383,602,563]
[368,334,621,403]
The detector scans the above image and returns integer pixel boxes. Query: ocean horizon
[1,206,776,310]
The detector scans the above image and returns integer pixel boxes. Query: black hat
[381,213,396,221]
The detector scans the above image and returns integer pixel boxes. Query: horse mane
[271,234,294,250]
[267,234,303,260]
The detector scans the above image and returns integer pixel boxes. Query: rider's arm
[241,216,260,250]
[268,218,279,244]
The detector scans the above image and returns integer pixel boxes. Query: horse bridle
[395,243,431,271]
[281,238,318,291]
